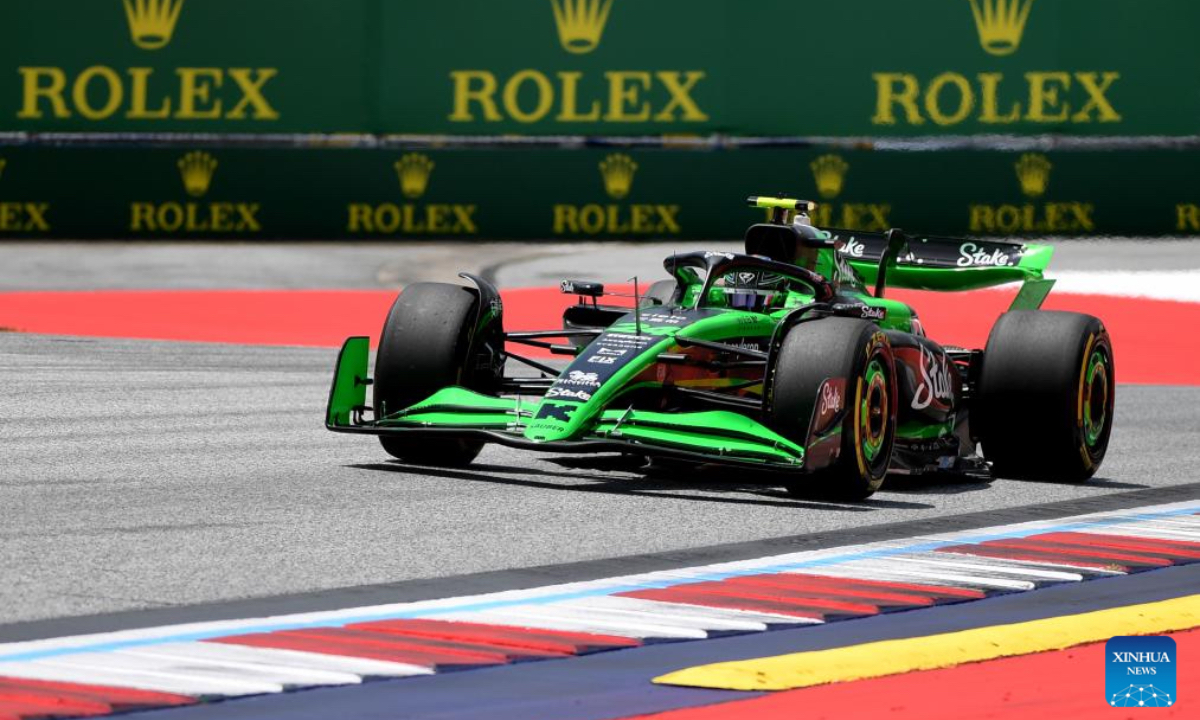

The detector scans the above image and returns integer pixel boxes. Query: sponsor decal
[551,0,613,55]
[839,236,866,257]
[124,0,186,50]
[552,153,682,236]
[1106,636,1176,707]
[818,380,843,417]
[18,1,279,123]
[872,1,1120,130]
[957,241,1014,267]
[1014,152,1051,198]
[911,344,954,411]
[347,154,478,235]
[546,387,592,401]
[449,1,708,128]
[586,355,617,364]
[704,251,735,260]
[534,402,577,422]
[811,203,891,233]
[834,303,887,321]
[805,377,848,467]
[1177,204,1200,231]
[0,157,52,232]
[968,154,1095,234]
[969,0,1033,57]
[811,154,849,200]
[898,435,958,454]
[130,151,261,233]
[807,155,890,231]
[562,370,601,387]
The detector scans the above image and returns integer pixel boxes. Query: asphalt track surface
[0,239,1197,636]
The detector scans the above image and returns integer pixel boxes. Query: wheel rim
[860,358,889,462]
[1083,349,1110,448]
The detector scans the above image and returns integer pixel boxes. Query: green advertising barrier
[3,0,1199,137]
[1,143,1197,239]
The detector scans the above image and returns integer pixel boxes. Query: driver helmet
[723,264,786,312]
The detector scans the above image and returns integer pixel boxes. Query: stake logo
[347,155,477,236]
[968,0,1034,57]
[123,0,185,50]
[553,154,681,236]
[811,154,849,200]
[395,153,435,199]
[0,158,52,232]
[599,153,636,199]
[130,152,261,233]
[177,150,216,197]
[1014,152,1051,198]
[1106,636,1176,707]
[969,153,1094,234]
[551,0,614,55]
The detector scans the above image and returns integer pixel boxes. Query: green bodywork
[327,206,1058,472]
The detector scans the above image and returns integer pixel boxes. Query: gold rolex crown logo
[1014,153,1051,198]
[178,151,217,197]
[551,0,614,55]
[124,0,185,50]
[969,0,1034,56]
[599,153,637,199]
[395,153,435,199]
[810,154,850,200]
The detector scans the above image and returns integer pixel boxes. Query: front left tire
[373,282,495,466]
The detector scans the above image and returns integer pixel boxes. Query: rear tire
[975,311,1114,482]
[769,318,897,500]
[374,283,492,466]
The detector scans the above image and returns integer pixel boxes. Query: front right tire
[769,318,897,500]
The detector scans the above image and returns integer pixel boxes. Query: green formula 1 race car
[326,197,1114,500]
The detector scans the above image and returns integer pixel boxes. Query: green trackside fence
[2,1,1198,240]
[2,0,1199,137]
[2,144,1198,239]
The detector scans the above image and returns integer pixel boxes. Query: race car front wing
[326,337,806,472]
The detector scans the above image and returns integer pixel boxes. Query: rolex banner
[2,0,1198,137]
[1,145,1197,238]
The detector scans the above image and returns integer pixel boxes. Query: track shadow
[996,475,1148,490]
[348,459,934,511]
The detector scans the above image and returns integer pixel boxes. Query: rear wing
[823,228,1055,309]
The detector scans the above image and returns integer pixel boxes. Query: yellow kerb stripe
[654,594,1200,691]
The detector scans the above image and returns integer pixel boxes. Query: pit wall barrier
[3,0,1199,138]
[1,144,1198,239]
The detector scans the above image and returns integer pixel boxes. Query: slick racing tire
[374,282,495,467]
[770,318,897,500]
[976,311,1114,482]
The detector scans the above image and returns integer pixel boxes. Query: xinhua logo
[1106,636,1176,708]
